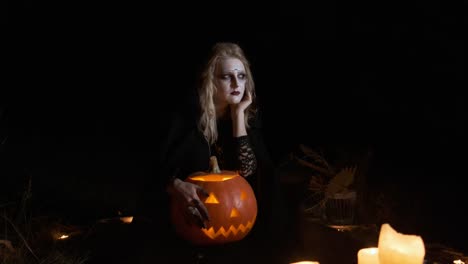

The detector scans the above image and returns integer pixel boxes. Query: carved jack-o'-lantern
[170,156,257,245]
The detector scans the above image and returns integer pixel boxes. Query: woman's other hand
[169,178,210,228]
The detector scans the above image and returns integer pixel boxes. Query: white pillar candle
[378,223,425,264]
[358,247,380,264]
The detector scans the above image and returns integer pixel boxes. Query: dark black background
[2,0,467,253]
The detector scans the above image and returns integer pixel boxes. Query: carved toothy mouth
[201,221,255,239]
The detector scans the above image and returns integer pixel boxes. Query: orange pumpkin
[170,156,257,245]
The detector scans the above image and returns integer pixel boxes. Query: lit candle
[358,247,379,264]
[378,223,425,264]
[120,216,134,224]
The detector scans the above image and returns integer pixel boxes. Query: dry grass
[1,176,89,264]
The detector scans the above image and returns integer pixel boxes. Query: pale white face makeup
[214,58,247,108]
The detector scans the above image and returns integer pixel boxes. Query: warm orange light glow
[171,164,257,245]
[358,247,379,264]
[240,191,247,200]
[378,223,425,264]
[202,221,254,239]
[290,261,320,264]
[454,260,465,264]
[58,234,69,240]
[190,175,236,182]
[230,208,240,217]
[205,193,220,204]
[120,216,133,224]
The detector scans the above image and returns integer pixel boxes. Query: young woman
[151,42,288,255]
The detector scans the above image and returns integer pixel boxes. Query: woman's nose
[231,77,239,88]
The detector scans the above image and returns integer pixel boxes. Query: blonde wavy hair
[197,42,257,145]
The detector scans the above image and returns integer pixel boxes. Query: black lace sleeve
[234,135,257,177]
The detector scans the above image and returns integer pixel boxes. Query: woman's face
[213,58,247,107]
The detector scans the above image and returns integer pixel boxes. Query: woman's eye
[221,75,231,80]
[238,74,245,79]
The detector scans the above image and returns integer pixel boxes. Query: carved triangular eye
[230,208,240,217]
[205,193,219,204]
[240,191,247,201]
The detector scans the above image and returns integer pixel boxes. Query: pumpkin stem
[209,156,221,173]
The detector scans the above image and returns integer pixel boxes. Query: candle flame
[120,216,133,224]
[58,234,69,240]
[454,260,465,264]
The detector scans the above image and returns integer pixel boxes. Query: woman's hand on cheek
[230,91,252,117]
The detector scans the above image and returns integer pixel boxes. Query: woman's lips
[231,91,240,95]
